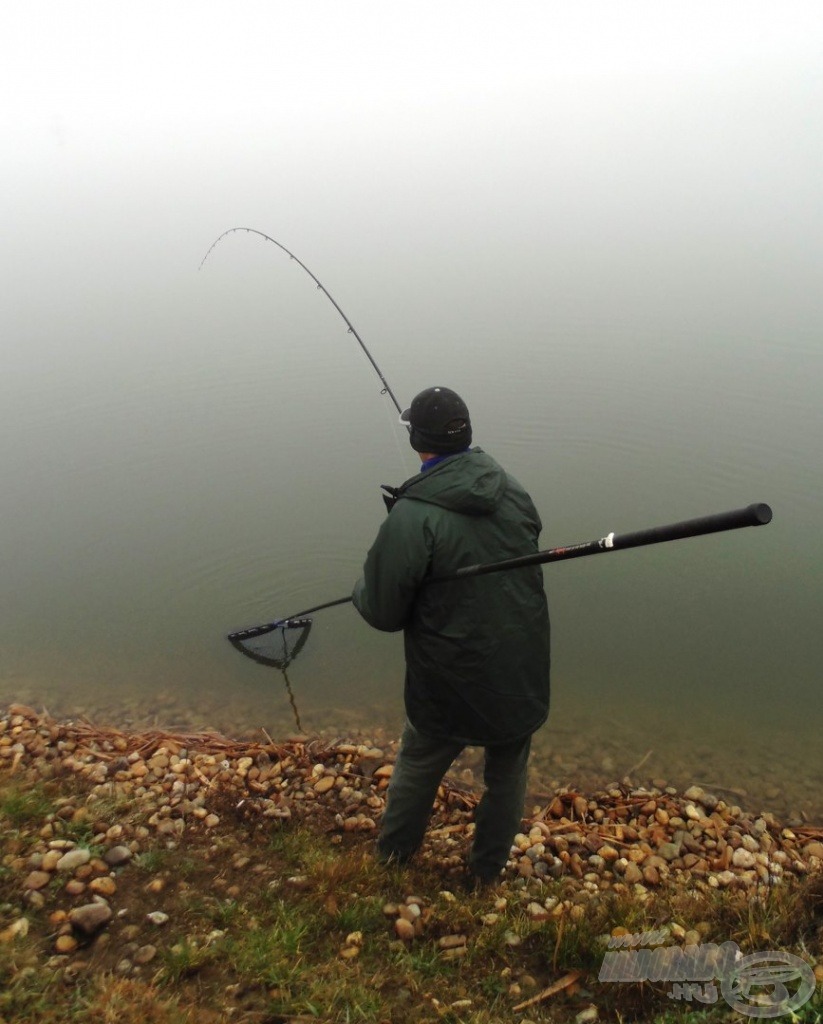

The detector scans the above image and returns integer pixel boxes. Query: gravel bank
[3,702,822,914]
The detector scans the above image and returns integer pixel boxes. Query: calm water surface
[2,246,821,819]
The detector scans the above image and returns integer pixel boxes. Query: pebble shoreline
[5,677,820,825]
[2,702,822,974]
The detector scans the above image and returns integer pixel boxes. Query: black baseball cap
[400,386,472,453]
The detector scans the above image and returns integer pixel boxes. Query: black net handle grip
[446,502,773,581]
[610,502,772,550]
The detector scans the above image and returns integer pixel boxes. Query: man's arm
[352,501,432,632]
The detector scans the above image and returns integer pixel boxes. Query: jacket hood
[399,448,506,516]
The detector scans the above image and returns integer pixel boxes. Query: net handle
[227,503,772,641]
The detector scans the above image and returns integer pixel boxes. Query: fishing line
[202,227,415,696]
[199,227,405,419]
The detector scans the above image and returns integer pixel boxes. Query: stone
[623,863,643,884]
[642,865,660,886]
[802,841,823,861]
[394,918,415,941]
[146,911,169,926]
[313,775,335,794]
[732,848,756,869]
[69,903,113,936]
[89,876,117,896]
[517,858,534,878]
[41,850,62,871]
[24,871,52,891]
[56,849,91,872]
[0,918,29,942]
[437,934,467,949]
[104,846,133,867]
[134,944,157,964]
[55,934,78,954]
[441,946,467,960]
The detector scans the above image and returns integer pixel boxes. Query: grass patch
[222,921,311,990]
[58,816,97,846]
[134,848,174,873]
[2,753,820,1024]
[81,976,202,1024]
[156,937,221,984]
[0,784,55,829]
[0,936,60,1020]
[332,895,387,935]
[190,895,242,929]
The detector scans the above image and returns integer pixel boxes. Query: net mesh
[228,618,312,670]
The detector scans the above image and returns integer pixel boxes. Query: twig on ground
[512,969,582,1012]
[622,748,653,783]
[693,781,748,798]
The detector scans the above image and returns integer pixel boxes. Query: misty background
[2,3,821,813]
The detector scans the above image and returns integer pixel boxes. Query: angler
[352,386,551,885]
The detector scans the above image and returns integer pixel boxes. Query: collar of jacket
[420,448,471,472]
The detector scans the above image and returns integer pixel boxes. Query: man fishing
[352,386,551,885]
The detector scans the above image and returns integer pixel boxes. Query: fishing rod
[199,227,404,416]
[228,502,773,666]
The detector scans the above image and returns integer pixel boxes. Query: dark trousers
[377,720,531,881]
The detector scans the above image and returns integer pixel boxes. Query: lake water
[2,237,821,822]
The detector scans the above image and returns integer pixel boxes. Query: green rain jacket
[352,448,550,746]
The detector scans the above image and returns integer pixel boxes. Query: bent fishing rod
[199,227,403,416]
[228,502,773,649]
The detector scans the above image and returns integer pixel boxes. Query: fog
[2,2,822,814]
